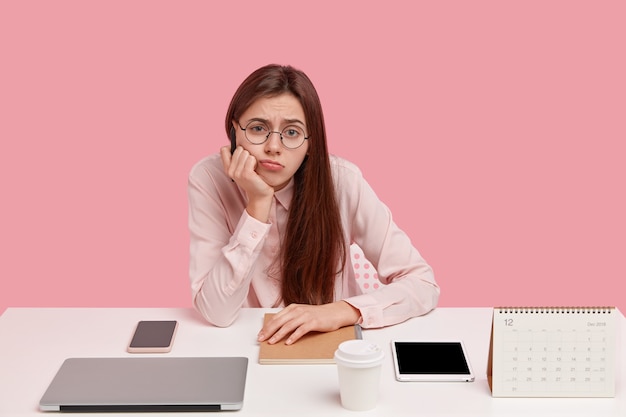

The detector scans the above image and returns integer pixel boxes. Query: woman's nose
[264,131,283,152]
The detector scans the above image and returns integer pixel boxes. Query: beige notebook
[258,313,361,364]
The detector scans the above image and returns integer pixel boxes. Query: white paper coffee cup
[334,339,385,411]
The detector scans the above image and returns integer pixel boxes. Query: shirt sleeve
[334,159,440,328]
[188,157,270,327]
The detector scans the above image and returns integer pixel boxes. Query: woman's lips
[258,159,284,171]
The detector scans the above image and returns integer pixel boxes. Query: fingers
[257,304,325,345]
[261,323,306,346]
[223,146,258,183]
[257,305,305,345]
[257,302,362,345]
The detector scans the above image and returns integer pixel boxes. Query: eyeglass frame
[237,120,310,149]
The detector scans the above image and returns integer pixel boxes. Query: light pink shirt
[188,154,440,328]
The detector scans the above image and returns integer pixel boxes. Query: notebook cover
[258,313,360,364]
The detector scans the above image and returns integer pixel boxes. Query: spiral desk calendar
[487,306,616,397]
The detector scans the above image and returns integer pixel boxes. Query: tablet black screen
[394,342,471,375]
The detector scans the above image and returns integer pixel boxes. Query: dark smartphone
[127,320,178,353]
[230,127,237,154]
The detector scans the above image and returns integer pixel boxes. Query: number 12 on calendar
[487,307,616,397]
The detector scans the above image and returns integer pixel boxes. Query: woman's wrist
[246,196,273,223]
[338,301,362,326]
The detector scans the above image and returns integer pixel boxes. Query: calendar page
[488,307,616,397]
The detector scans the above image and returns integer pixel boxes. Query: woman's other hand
[257,301,361,345]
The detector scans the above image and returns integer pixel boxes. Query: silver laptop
[39,357,248,412]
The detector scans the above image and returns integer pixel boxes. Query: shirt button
[251,232,258,239]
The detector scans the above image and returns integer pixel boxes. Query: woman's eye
[284,128,301,138]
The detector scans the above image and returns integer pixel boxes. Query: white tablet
[391,340,475,382]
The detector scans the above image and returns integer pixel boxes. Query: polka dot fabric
[351,245,380,293]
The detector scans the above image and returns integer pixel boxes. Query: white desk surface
[0,307,623,416]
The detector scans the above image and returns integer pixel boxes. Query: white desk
[0,307,623,416]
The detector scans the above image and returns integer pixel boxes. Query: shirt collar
[274,178,294,211]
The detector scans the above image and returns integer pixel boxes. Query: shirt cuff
[233,210,271,252]
[343,295,384,328]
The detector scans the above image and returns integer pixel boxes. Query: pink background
[1,1,624,315]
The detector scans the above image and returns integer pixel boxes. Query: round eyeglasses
[238,121,309,149]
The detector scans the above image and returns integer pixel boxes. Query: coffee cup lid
[334,340,384,367]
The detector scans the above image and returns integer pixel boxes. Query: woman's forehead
[242,93,305,122]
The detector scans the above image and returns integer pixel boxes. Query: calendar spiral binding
[496,306,614,314]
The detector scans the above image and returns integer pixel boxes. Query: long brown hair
[225,64,346,305]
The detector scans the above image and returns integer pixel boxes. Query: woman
[188,64,439,345]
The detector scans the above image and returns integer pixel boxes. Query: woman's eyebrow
[245,117,269,123]
[283,118,306,126]
[246,117,306,127]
